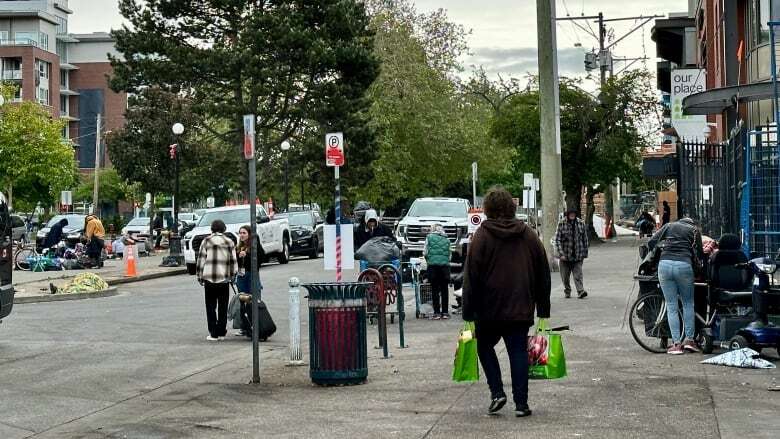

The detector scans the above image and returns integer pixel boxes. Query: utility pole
[537,0,564,262]
[92,113,101,216]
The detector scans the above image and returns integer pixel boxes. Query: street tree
[490,71,656,231]
[110,0,380,195]
[359,1,509,207]
[0,85,77,211]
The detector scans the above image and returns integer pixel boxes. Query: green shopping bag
[528,319,567,380]
[452,322,480,382]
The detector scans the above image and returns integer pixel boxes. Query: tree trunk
[585,188,600,240]
[6,184,12,212]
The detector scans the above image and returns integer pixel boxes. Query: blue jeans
[658,259,695,343]
[236,272,262,299]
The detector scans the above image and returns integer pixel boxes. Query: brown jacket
[84,215,105,240]
[462,219,551,324]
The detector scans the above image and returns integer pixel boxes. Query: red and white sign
[243,114,255,160]
[325,132,345,167]
[468,209,486,234]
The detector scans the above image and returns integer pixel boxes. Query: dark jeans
[155,229,163,247]
[88,237,104,267]
[236,271,263,297]
[476,322,530,409]
[204,281,229,338]
[428,265,450,315]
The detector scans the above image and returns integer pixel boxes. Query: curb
[107,268,188,286]
[14,287,119,304]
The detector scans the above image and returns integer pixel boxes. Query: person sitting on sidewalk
[424,223,451,320]
[462,186,551,418]
[196,219,238,341]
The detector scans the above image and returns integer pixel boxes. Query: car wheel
[309,237,319,259]
[278,239,290,264]
[186,263,196,275]
[729,335,751,351]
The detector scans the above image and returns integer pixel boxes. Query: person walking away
[196,220,238,341]
[648,217,704,355]
[662,201,671,226]
[424,224,451,320]
[235,225,263,336]
[462,186,551,418]
[153,213,164,249]
[84,215,105,268]
[43,218,68,251]
[554,209,589,299]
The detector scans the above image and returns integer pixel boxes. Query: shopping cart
[409,258,434,319]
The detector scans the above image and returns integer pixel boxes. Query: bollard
[288,277,304,366]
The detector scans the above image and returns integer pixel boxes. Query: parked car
[395,197,471,262]
[8,215,27,244]
[183,205,291,275]
[178,212,200,227]
[35,214,86,251]
[275,210,323,259]
[121,217,151,236]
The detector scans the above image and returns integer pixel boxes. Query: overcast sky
[69,0,685,88]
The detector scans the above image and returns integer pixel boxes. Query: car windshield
[198,209,253,227]
[47,215,84,229]
[282,213,312,227]
[407,201,468,218]
[127,217,150,226]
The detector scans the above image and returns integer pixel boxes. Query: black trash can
[302,282,370,386]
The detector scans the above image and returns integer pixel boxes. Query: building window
[56,16,68,34]
[37,87,50,106]
[60,95,68,115]
[56,41,68,61]
[60,70,68,89]
[0,31,8,44]
[37,60,50,80]
[14,31,38,46]
[39,32,49,51]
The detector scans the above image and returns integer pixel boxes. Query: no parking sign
[468,210,486,234]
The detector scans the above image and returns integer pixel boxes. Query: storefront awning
[682,81,778,115]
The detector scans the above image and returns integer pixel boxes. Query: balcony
[60,88,79,96]
[2,70,22,80]
[56,34,79,43]
[59,62,79,71]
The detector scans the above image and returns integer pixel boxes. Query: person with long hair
[236,225,263,297]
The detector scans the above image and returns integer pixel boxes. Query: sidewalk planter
[303,282,371,386]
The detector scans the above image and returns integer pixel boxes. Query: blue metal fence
[741,127,780,258]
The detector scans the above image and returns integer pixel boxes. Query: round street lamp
[281,140,291,211]
[172,123,184,135]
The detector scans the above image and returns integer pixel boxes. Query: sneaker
[233,330,246,336]
[515,406,533,418]
[488,395,507,414]
[564,291,571,299]
[578,291,588,299]
[431,314,441,320]
[682,339,700,353]
[667,343,684,355]
[206,335,220,341]
[441,314,450,320]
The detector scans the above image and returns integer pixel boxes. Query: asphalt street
[1,241,779,438]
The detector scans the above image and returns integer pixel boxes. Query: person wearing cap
[554,209,589,299]
[647,217,704,355]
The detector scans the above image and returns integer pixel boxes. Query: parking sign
[325,132,345,167]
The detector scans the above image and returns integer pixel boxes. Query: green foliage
[110,0,380,195]
[0,84,78,210]
[74,168,132,203]
[490,71,655,209]
[359,2,509,207]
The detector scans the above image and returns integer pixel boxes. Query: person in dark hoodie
[43,218,68,250]
[462,186,551,418]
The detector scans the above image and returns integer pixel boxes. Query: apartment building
[0,0,126,169]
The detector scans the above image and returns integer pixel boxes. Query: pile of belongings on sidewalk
[59,273,109,294]
[700,348,776,369]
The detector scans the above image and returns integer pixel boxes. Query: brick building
[0,0,125,170]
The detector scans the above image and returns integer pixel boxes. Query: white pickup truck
[183,204,290,275]
[395,197,471,263]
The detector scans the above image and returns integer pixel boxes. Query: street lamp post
[281,140,291,211]
[166,122,185,266]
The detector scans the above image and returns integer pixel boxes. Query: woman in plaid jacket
[196,219,238,341]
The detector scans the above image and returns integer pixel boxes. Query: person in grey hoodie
[647,217,704,355]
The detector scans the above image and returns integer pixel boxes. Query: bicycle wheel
[14,248,34,271]
[629,293,672,353]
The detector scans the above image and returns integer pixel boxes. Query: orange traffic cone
[125,244,138,277]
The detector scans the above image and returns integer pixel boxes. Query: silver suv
[395,198,470,262]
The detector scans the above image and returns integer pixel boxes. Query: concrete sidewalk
[12,252,186,302]
[28,239,780,438]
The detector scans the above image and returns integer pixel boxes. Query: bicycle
[629,289,715,354]
[14,245,62,272]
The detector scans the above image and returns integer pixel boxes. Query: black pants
[476,322,531,409]
[204,281,229,337]
[428,265,450,315]
[155,230,163,247]
[88,237,104,267]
